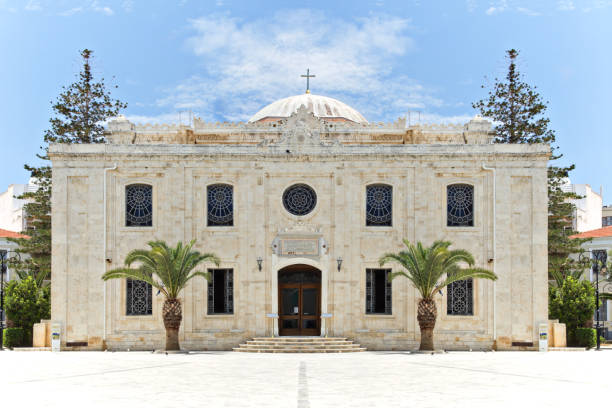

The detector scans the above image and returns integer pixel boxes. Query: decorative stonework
[107,109,495,146]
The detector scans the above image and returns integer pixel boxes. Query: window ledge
[120,226,156,233]
[365,314,395,318]
[362,226,395,232]
[443,226,480,233]
[205,227,238,232]
[443,314,480,321]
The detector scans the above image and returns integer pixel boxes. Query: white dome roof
[249,93,367,124]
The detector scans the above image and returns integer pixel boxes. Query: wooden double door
[278,281,321,336]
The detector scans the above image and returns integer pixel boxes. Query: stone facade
[49,102,550,351]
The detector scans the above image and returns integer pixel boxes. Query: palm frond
[102,239,219,300]
[380,239,498,299]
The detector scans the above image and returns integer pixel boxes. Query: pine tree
[472,49,556,145]
[473,49,588,282]
[9,49,127,284]
[547,165,591,284]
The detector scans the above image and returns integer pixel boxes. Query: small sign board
[538,323,548,352]
[321,313,333,318]
[266,313,279,318]
[51,322,61,352]
[280,239,319,256]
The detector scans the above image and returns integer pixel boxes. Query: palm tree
[379,240,497,351]
[102,239,219,351]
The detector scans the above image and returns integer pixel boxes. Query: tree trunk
[162,298,182,351]
[417,298,437,351]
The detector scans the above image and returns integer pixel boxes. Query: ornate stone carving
[261,105,340,148]
[272,221,328,257]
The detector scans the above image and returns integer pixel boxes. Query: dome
[249,93,368,124]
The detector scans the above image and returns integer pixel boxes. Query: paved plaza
[1,350,608,407]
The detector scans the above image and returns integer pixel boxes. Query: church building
[49,86,550,351]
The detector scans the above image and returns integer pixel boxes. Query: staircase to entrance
[233,337,366,353]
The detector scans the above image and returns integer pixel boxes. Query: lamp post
[0,249,20,351]
[579,250,608,350]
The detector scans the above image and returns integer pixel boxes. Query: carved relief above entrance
[272,222,328,259]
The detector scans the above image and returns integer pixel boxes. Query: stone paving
[0,350,608,407]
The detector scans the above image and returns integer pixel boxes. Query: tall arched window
[366,184,392,226]
[447,184,474,227]
[125,184,153,227]
[207,184,234,226]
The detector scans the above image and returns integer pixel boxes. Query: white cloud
[466,0,477,12]
[121,0,134,12]
[59,6,82,16]
[24,1,42,11]
[125,112,190,125]
[516,6,540,15]
[92,1,114,16]
[557,0,575,10]
[485,0,508,14]
[157,11,443,123]
[416,113,474,125]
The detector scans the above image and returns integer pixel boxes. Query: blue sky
[1,0,611,203]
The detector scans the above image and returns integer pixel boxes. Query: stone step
[234,336,366,353]
[240,344,362,350]
[233,347,366,353]
[246,340,353,346]
[252,337,347,342]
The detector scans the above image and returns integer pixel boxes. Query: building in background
[562,181,603,232]
[0,228,30,282]
[0,228,29,325]
[571,226,612,340]
[0,179,38,233]
[603,205,612,227]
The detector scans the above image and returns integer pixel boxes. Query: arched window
[207,184,233,226]
[366,184,392,226]
[283,184,317,216]
[447,184,474,227]
[125,184,153,227]
[447,279,473,315]
[126,279,152,316]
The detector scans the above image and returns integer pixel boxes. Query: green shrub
[5,277,50,346]
[3,327,25,348]
[549,276,596,343]
[574,328,596,349]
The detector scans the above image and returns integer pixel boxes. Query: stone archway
[278,264,321,336]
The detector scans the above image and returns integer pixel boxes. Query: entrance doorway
[278,265,321,336]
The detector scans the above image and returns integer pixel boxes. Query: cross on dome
[300,68,315,94]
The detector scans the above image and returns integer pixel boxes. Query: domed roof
[249,93,368,124]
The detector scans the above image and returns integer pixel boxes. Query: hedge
[3,327,25,348]
[574,328,596,349]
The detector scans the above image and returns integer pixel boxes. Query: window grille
[366,184,392,226]
[207,184,234,226]
[447,184,474,227]
[125,184,153,227]
[447,279,473,315]
[282,184,317,216]
[126,279,152,316]
[365,269,392,314]
[207,269,234,314]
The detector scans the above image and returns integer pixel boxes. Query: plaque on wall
[280,239,319,256]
